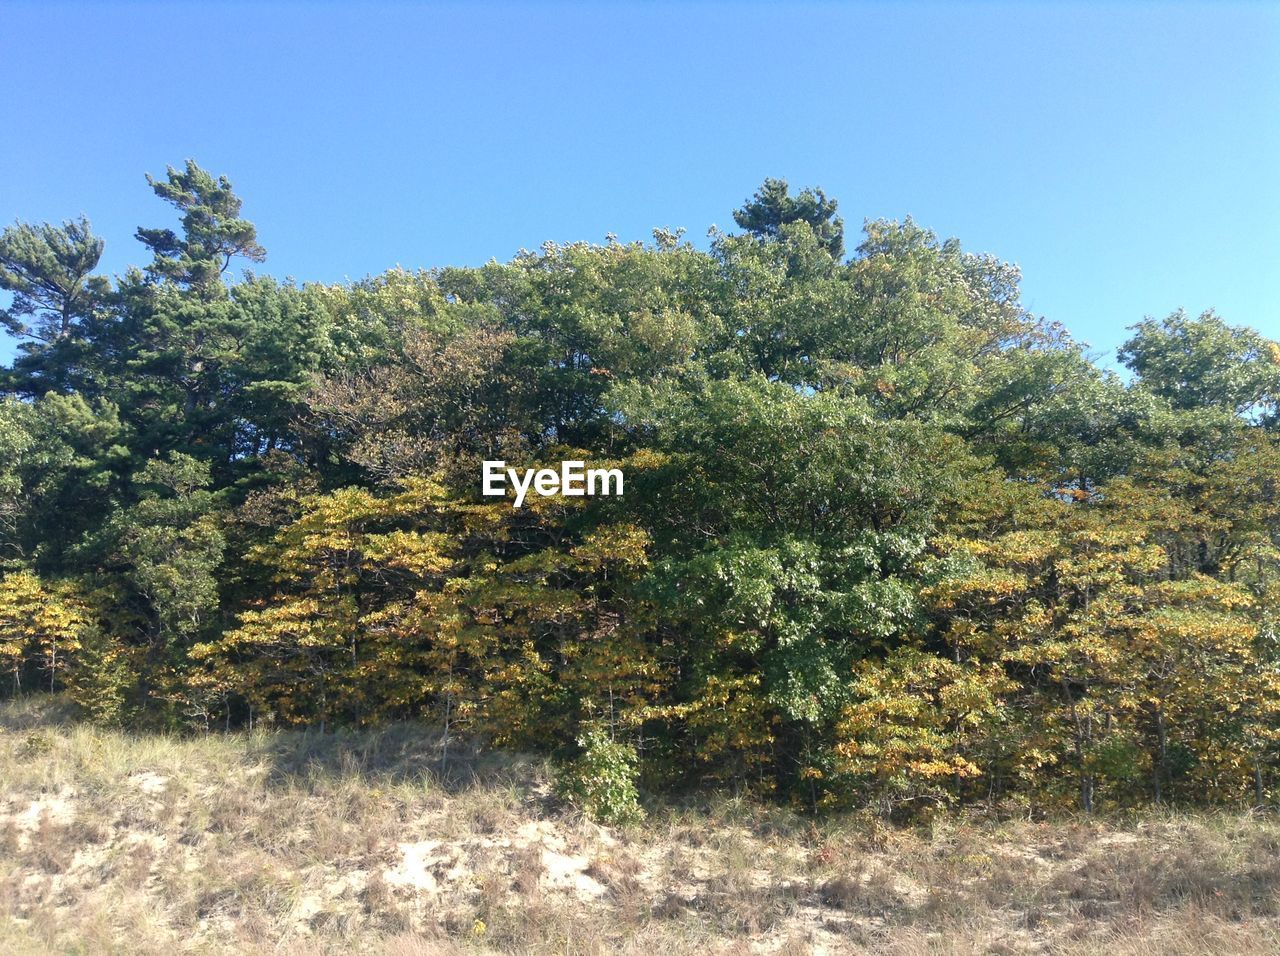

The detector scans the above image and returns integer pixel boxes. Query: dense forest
[2,163,1278,820]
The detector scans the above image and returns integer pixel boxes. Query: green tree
[733,177,845,259]
[135,160,266,296]
[0,217,111,396]
[614,375,964,797]
[1119,310,1280,420]
[0,393,130,570]
[77,454,226,668]
[0,217,108,345]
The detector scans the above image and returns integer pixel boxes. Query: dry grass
[2,695,1278,954]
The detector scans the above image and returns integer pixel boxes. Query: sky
[1,1,1277,368]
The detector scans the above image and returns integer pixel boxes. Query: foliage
[732,177,845,259]
[3,163,1278,815]
[556,724,646,824]
[0,570,89,693]
[0,217,108,345]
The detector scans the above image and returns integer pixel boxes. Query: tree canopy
[2,160,1278,818]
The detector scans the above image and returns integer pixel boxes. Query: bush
[557,725,645,825]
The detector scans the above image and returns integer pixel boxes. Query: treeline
[2,164,1279,818]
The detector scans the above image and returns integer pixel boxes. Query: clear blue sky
[1,1,1277,367]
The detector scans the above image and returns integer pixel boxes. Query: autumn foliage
[3,168,1279,817]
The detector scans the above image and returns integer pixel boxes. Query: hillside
[2,697,1278,955]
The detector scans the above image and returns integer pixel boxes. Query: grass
[2,694,1278,954]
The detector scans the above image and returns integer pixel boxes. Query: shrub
[557,725,645,825]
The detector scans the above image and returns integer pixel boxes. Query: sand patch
[384,839,445,891]
[129,771,169,795]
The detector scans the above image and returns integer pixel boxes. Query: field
[2,696,1278,955]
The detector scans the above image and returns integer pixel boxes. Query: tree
[835,646,1011,815]
[135,159,266,296]
[79,454,226,652]
[0,570,89,694]
[733,177,845,259]
[1119,310,1280,420]
[0,218,111,396]
[0,393,130,570]
[613,375,964,798]
[0,217,108,344]
[89,167,336,472]
[191,480,455,728]
[926,469,1280,811]
[4,159,1278,816]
